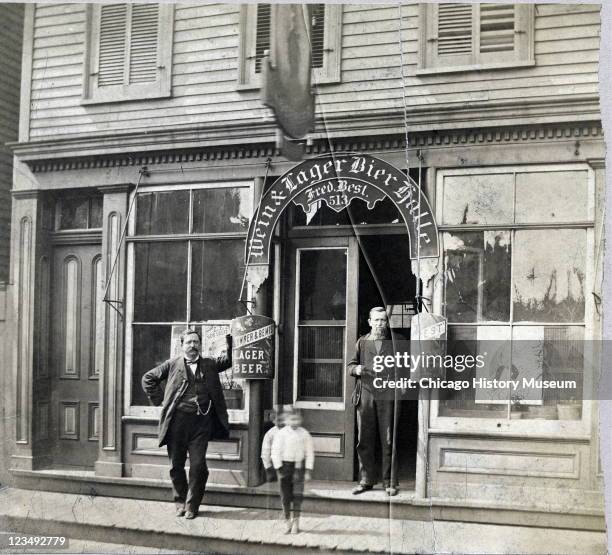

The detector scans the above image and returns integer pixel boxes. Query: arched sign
[245,153,439,271]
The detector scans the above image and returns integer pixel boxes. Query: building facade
[1,2,606,529]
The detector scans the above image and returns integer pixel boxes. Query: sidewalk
[0,487,606,555]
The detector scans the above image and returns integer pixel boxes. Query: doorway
[282,232,419,485]
[49,243,102,468]
[356,235,419,484]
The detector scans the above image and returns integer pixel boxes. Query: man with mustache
[142,328,232,519]
[348,307,399,496]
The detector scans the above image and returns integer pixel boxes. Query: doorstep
[9,468,606,532]
[0,488,606,555]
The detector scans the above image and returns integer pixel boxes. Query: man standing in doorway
[348,307,399,496]
[142,329,232,519]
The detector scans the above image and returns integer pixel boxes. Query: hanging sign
[245,154,439,271]
[410,312,447,378]
[231,315,275,379]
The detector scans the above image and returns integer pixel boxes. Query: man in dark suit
[142,328,232,519]
[348,307,399,496]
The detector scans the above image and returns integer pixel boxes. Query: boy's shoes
[291,518,300,534]
[185,511,197,520]
[352,484,373,495]
[284,518,293,534]
[175,505,186,517]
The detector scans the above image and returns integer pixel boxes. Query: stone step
[0,488,607,555]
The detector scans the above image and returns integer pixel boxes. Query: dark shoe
[385,486,398,497]
[175,506,186,517]
[184,511,197,520]
[352,484,373,495]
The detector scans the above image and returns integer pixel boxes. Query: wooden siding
[26,3,600,139]
[0,4,23,281]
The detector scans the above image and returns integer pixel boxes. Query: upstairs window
[83,4,174,104]
[238,4,342,89]
[418,3,534,73]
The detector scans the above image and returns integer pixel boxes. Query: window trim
[124,181,254,424]
[430,164,596,436]
[82,4,174,105]
[417,3,535,75]
[237,4,342,91]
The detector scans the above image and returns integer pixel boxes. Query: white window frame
[293,246,347,411]
[82,4,174,104]
[430,164,596,438]
[124,181,254,425]
[418,3,535,75]
[237,4,342,90]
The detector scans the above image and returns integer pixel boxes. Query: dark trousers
[166,410,213,513]
[356,392,397,487]
[277,462,305,519]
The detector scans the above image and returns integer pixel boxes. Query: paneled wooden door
[283,237,358,481]
[50,243,103,468]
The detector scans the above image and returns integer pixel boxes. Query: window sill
[416,59,535,76]
[236,76,341,92]
[81,91,172,106]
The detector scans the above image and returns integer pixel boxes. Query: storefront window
[128,185,253,413]
[444,231,511,322]
[513,229,585,322]
[133,242,188,322]
[135,190,190,235]
[192,187,252,233]
[439,168,591,421]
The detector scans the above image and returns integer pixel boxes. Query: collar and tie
[184,358,202,380]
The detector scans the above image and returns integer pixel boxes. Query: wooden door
[283,237,358,481]
[49,243,103,468]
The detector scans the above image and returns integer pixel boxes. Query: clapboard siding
[26,3,600,139]
[0,3,23,281]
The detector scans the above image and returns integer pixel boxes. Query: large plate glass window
[126,183,253,422]
[437,167,593,422]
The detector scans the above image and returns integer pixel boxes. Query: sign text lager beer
[230,315,275,379]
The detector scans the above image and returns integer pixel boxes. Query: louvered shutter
[310,4,326,69]
[98,4,128,86]
[423,3,530,70]
[437,3,473,56]
[254,4,271,74]
[479,4,515,53]
[254,4,326,73]
[87,3,172,102]
[129,4,160,84]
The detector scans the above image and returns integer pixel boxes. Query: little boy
[260,405,283,482]
[271,405,315,534]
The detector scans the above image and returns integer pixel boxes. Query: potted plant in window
[510,393,527,419]
[221,369,244,410]
[557,397,581,420]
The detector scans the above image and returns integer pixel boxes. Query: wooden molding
[11,121,605,175]
[9,95,601,166]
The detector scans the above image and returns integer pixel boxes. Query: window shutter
[98,4,128,86]
[254,3,326,72]
[254,3,271,74]
[479,4,515,53]
[437,3,473,56]
[238,4,341,88]
[129,4,160,84]
[310,4,326,69]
